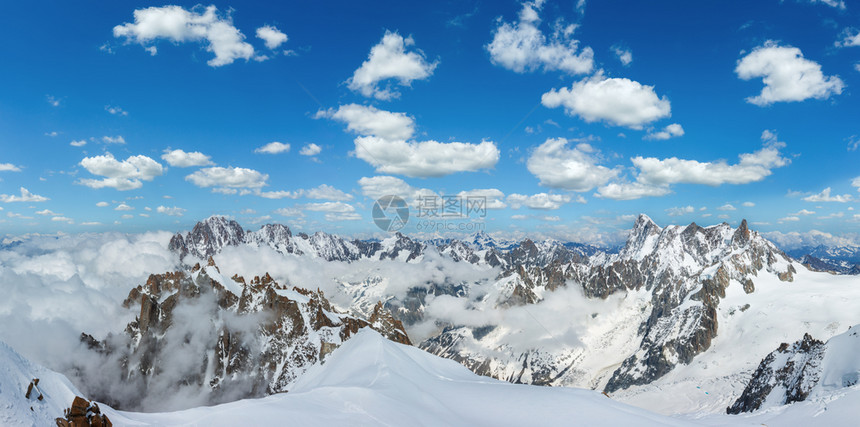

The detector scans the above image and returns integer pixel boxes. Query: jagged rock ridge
[81,257,410,411]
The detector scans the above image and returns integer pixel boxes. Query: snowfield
[101,329,693,426]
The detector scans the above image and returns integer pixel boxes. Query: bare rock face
[727,333,826,414]
[55,396,112,427]
[421,215,798,394]
[80,259,411,410]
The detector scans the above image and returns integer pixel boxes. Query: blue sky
[1,0,859,246]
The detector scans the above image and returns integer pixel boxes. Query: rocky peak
[732,219,751,246]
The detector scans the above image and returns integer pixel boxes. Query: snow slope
[103,329,694,426]
[0,340,82,427]
[613,266,860,415]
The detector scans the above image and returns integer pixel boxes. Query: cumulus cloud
[803,187,854,202]
[161,149,214,167]
[79,153,164,191]
[598,132,789,200]
[0,163,22,172]
[541,74,671,128]
[102,135,126,144]
[666,206,694,217]
[347,31,438,100]
[611,45,632,66]
[486,0,593,75]
[837,28,860,48]
[36,209,59,216]
[790,209,816,216]
[736,41,844,106]
[157,205,186,216]
[105,105,128,116]
[255,25,287,49]
[299,143,322,156]
[301,201,356,213]
[809,0,846,10]
[717,203,736,211]
[507,193,571,210]
[96,202,109,207]
[526,138,617,191]
[456,189,507,209]
[114,203,134,211]
[274,207,304,217]
[250,184,352,201]
[70,140,87,147]
[358,176,434,202]
[254,141,290,154]
[316,104,415,141]
[186,167,268,189]
[765,229,860,250]
[743,201,756,207]
[644,123,684,140]
[354,136,499,178]
[113,5,256,67]
[0,187,49,203]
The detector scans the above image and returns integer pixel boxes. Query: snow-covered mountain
[786,245,860,275]
[100,329,693,426]
[728,324,860,414]
[74,257,410,411]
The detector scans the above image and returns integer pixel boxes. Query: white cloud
[779,216,800,222]
[644,123,684,140]
[598,133,789,200]
[666,206,694,217]
[46,95,60,107]
[526,138,617,191]
[347,31,438,100]
[717,203,737,211]
[251,184,352,201]
[79,153,164,191]
[596,181,673,200]
[114,203,134,211]
[358,176,434,202]
[486,0,593,75]
[70,140,87,147]
[157,205,186,216]
[254,141,290,154]
[0,163,21,172]
[764,229,860,249]
[810,0,846,10]
[186,167,268,189]
[105,105,128,116]
[102,135,126,144]
[274,207,304,217]
[256,25,287,49]
[36,209,58,216]
[161,149,214,167]
[325,212,362,221]
[456,189,507,209]
[736,41,844,106]
[302,201,356,213]
[304,184,353,201]
[0,187,49,203]
[113,5,256,67]
[838,28,860,48]
[852,176,860,190]
[507,193,571,210]
[45,131,59,137]
[790,209,816,216]
[316,104,415,141]
[611,45,632,66]
[541,74,671,129]
[742,201,756,207]
[96,202,109,207]
[354,136,498,178]
[299,143,322,156]
[51,216,73,223]
[803,187,854,202]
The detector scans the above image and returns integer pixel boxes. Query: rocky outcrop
[55,396,112,427]
[727,334,826,414]
[80,259,411,410]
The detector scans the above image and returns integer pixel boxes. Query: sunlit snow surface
[100,329,692,426]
